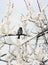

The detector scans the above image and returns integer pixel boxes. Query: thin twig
[0,59,8,63]
[1,54,7,57]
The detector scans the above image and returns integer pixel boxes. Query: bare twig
[1,54,7,57]
[0,59,8,63]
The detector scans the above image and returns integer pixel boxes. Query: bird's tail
[18,35,20,39]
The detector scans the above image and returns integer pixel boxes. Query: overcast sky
[0,0,48,22]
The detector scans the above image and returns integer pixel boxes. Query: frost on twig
[0,0,48,65]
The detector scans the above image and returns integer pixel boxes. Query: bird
[17,27,23,39]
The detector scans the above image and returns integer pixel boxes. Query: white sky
[0,0,48,22]
[0,0,48,33]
